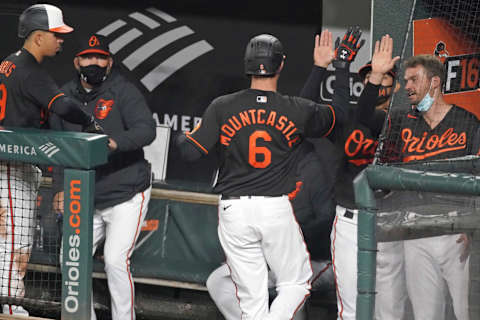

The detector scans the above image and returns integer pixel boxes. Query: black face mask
[79,65,108,85]
[376,85,392,106]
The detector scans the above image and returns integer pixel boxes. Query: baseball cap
[18,4,73,38]
[76,34,111,56]
[358,61,398,82]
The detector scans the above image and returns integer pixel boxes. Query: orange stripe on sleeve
[186,133,208,155]
[47,93,65,110]
[322,104,335,137]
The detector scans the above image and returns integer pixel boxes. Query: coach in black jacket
[50,34,156,320]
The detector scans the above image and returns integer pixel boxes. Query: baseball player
[0,4,103,316]
[206,32,338,320]
[177,32,348,320]
[50,34,156,320]
[206,147,335,320]
[301,29,405,319]
[355,36,408,320]
[363,54,477,320]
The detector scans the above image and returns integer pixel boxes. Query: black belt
[221,195,277,200]
[344,210,355,219]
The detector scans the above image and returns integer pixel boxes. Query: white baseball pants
[331,205,407,320]
[404,235,470,320]
[218,195,312,320]
[0,163,41,303]
[90,186,151,320]
[206,259,334,320]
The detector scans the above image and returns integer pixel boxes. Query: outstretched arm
[300,30,334,101]
[331,25,366,127]
[357,34,400,134]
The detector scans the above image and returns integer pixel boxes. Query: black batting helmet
[18,4,73,39]
[358,60,398,82]
[244,34,284,76]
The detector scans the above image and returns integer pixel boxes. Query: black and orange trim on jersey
[186,133,208,154]
[322,104,335,138]
[47,93,65,110]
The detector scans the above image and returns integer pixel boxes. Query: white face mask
[416,80,434,112]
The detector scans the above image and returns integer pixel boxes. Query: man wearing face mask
[320,33,409,320]
[359,54,479,320]
[50,33,156,320]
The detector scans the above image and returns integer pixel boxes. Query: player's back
[0,49,54,128]
[213,88,325,197]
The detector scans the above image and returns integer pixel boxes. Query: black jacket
[51,69,156,209]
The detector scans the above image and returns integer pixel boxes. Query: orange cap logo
[89,36,100,47]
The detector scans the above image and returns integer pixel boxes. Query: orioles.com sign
[63,179,82,313]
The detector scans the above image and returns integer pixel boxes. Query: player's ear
[431,75,441,89]
[106,56,113,74]
[277,56,286,73]
[73,57,80,71]
[394,81,401,93]
[31,31,43,47]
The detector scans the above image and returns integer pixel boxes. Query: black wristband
[333,60,349,69]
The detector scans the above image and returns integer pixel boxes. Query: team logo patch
[95,99,114,119]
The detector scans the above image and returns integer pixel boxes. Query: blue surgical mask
[416,81,434,112]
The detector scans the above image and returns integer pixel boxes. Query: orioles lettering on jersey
[344,129,378,166]
[401,127,467,161]
[0,61,16,77]
[95,99,114,119]
[220,108,298,147]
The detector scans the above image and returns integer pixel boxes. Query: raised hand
[314,29,335,68]
[333,25,366,68]
[369,34,400,84]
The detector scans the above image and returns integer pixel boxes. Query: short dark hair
[404,54,445,86]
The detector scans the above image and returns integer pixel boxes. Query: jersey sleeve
[110,81,156,151]
[469,120,480,155]
[24,68,63,111]
[332,64,353,127]
[299,66,327,101]
[355,81,386,136]
[297,91,348,138]
[180,100,220,159]
[296,97,336,137]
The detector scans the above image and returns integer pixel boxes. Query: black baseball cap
[76,34,110,56]
[18,4,73,38]
[358,61,397,82]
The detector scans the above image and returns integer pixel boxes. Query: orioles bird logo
[434,41,449,63]
[95,98,114,119]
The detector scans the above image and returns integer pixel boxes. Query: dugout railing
[0,125,224,319]
[0,127,108,320]
[0,127,224,319]
[354,163,480,320]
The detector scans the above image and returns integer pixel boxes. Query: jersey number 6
[249,130,272,168]
[0,84,6,121]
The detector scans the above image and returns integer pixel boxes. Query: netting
[0,162,62,317]
[376,0,480,164]
[371,168,480,319]
[420,0,480,47]
[367,1,480,319]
